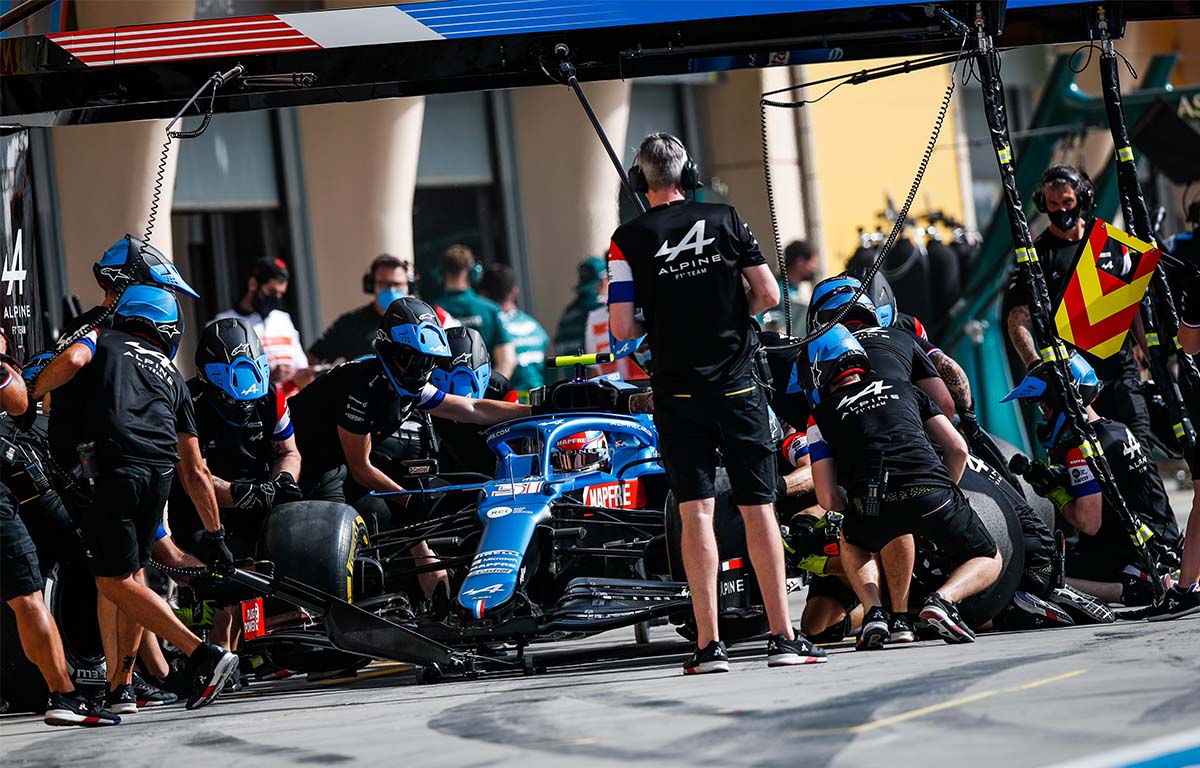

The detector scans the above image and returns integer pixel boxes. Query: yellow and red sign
[1054,219,1160,359]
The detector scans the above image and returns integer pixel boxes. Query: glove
[1024,459,1067,498]
[1045,485,1073,514]
[196,526,234,566]
[20,351,54,386]
[229,480,274,512]
[270,471,303,506]
[956,406,984,442]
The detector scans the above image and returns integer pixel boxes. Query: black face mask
[252,292,282,317]
[1047,207,1081,233]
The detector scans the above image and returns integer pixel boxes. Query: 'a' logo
[655,220,715,262]
[837,380,891,409]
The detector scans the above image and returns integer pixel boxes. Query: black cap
[250,257,289,284]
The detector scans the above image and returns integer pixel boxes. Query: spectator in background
[555,256,607,356]
[212,257,307,390]
[479,264,548,395]
[435,245,515,377]
[783,240,818,335]
[306,254,456,371]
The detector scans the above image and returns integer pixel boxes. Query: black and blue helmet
[431,326,491,399]
[799,324,871,405]
[807,276,879,331]
[196,318,271,422]
[112,285,184,360]
[94,235,200,299]
[1002,353,1101,447]
[846,267,897,328]
[373,296,451,397]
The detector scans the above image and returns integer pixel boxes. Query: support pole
[1095,8,1199,472]
[973,22,1163,598]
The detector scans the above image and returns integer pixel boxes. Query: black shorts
[69,465,173,578]
[843,486,997,564]
[807,574,858,612]
[1,483,44,602]
[653,381,776,506]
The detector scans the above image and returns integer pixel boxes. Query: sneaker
[766,630,828,666]
[1120,566,1157,607]
[856,606,890,650]
[186,643,239,710]
[103,683,138,715]
[920,593,976,644]
[683,640,730,675]
[1147,585,1200,622]
[887,611,916,644]
[44,690,121,727]
[1010,591,1074,627]
[222,665,243,693]
[1047,585,1115,624]
[132,673,178,708]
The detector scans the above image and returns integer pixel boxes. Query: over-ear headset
[629,133,701,194]
[362,254,415,294]
[1033,164,1095,215]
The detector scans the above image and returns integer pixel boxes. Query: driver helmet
[845,266,897,328]
[112,285,184,360]
[798,324,871,405]
[196,318,271,424]
[807,276,879,330]
[94,234,200,299]
[551,430,609,473]
[1001,352,1100,448]
[430,326,491,399]
[373,296,451,397]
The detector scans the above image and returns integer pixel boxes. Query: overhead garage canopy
[1,0,1198,126]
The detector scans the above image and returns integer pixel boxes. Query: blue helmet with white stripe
[807,276,879,331]
[431,326,491,399]
[94,235,200,299]
[112,285,184,360]
[799,324,870,405]
[1001,353,1100,447]
[196,318,270,423]
[373,296,450,397]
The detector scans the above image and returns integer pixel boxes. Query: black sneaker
[886,611,916,644]
[44,691,121,727]
[103,683,138,715]
[683,640,730,675]
[856,606,890,650]
[1120,566,1157,607]
[766,630,828,666]
[1147,585,1200,622]
[920,593,976,644]
[186,643,239,710]
[1047,585,1115,624]
[132,673,178,708]
[222,665,243,693]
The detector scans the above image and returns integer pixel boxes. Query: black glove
[1024,459,1068,498]
[229,480,274,512]
[270,471,303,506]
[956,406,984,441]
[197,526,234,566]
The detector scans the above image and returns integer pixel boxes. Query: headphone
[629,133,701,194]
[362,254,415,295]
[1033,164,1096,215]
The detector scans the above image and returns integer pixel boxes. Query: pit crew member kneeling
[803,325,1001,647]
[288,297,529,604]
[1001,355,1181,606]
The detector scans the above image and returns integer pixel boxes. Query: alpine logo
[838,380,892,409]
[462,583,505,597]
[2,230,27,296]
[655,220,715,262]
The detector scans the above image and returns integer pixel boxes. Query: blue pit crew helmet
[431,326,491,399]
[196,318,271,423]
[1002,353,1101,448]
[373,296,450,397]
[94,234,200,299]
[846,266,897,328]
[798,323,871,405]
[112,284,184,360]
[807,275,880,331]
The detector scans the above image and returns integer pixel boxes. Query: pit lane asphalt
[3,491,1196,768]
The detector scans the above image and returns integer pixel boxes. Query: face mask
[1047,207,1080,233]
[376,287,407,311]
[252,292,282,317]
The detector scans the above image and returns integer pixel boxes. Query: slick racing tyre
[665,469,770,643]
[991,436,1056,532]
[259,501,371,673]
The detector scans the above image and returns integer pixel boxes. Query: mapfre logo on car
[582,480,644,509]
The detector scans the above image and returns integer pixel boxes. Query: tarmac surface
[1,489,1196,768]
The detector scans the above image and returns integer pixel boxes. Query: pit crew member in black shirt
[34,286,238,711]
[289,297,528,600]
[608,133,822,674]
[1001,354,1181,607]
[803,325,1000,647]
[1003,164,1150,449]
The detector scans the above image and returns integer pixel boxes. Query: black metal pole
[973,25,1163,597]
[1095,9,1199,472]
[0,0,54,35]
